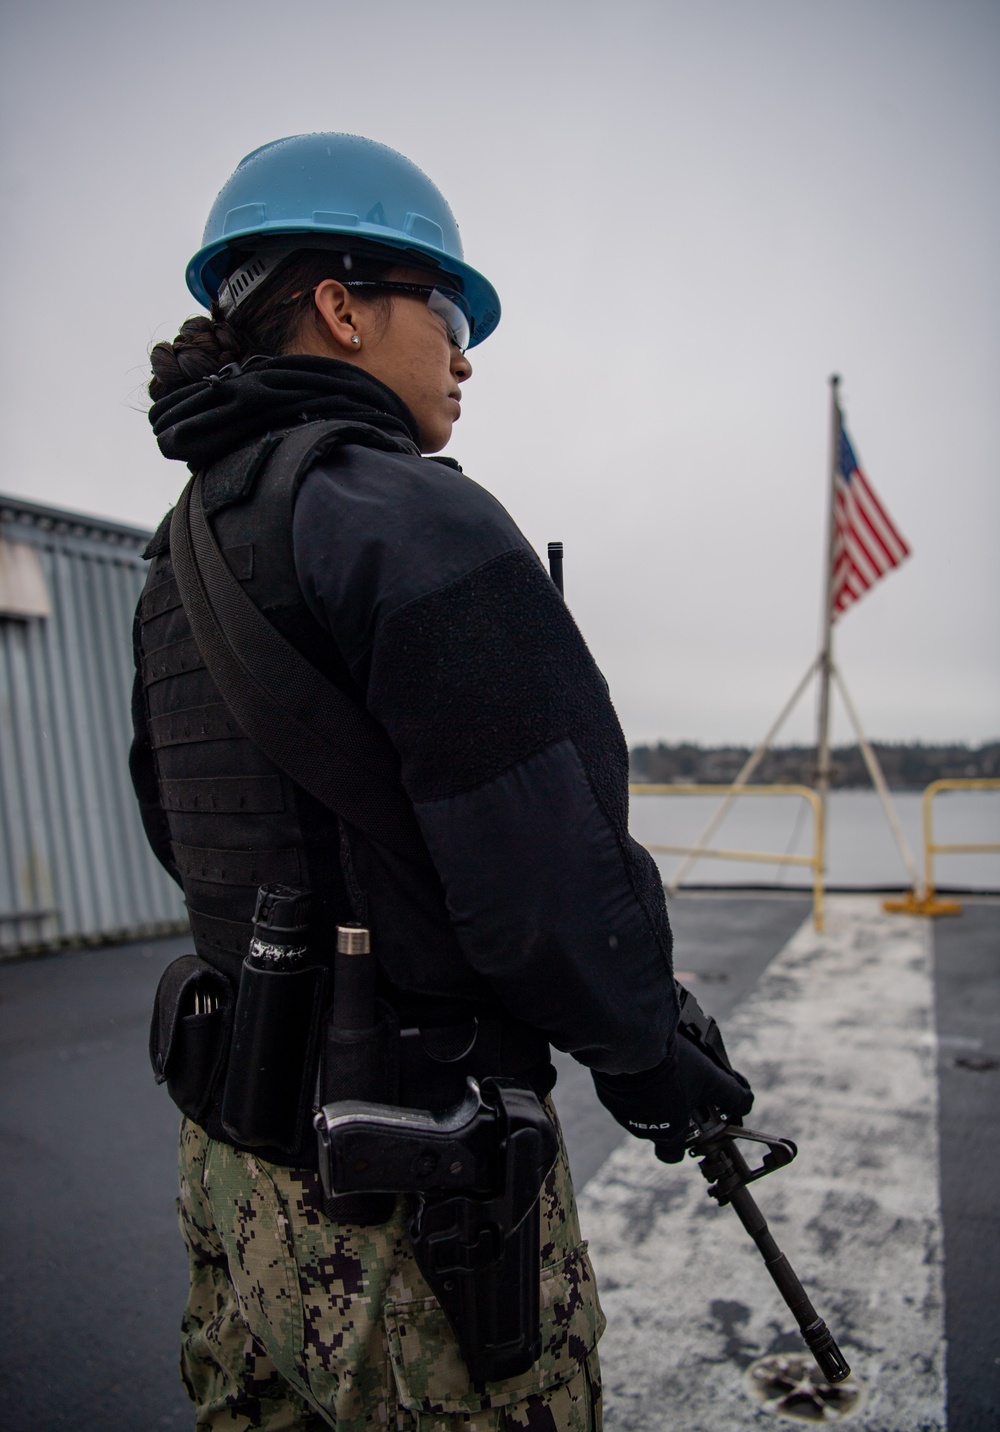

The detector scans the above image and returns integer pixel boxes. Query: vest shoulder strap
[169,420,424,859]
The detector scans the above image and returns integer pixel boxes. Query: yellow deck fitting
[883,891,962,918]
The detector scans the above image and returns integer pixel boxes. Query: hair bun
[148,316,241,400]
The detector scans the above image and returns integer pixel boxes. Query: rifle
[676,981,851,1384]
[546,540,849,1386]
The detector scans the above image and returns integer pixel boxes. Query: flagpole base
[883,891,962,918]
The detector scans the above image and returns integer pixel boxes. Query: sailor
[130,132,753,1430]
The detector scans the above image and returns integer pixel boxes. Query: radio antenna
[547,541,564,597]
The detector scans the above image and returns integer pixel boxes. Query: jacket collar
[149,355,421,470]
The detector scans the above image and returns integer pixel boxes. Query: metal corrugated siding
[0,494,187,954]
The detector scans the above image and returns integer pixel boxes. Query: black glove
[592,1037,754,1164]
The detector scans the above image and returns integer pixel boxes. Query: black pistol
[315,1075,558,1385]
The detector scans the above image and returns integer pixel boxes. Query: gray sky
[2,0,997,746]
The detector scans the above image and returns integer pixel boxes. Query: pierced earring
[350,334,361,346]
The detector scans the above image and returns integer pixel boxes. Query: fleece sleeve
[292,446,678,1074]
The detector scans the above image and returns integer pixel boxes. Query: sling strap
[169,421,425,860]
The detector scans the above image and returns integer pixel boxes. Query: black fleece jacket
[143,357,678,1074]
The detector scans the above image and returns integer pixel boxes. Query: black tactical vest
[136,423,552,1161]
[140,430,361,979]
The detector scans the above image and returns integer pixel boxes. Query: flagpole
[815,375,841,864]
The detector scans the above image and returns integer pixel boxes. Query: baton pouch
[221,959,327,1152]
[149,954,234,1126]
[318,999,400,1223]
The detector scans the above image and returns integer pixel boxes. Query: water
[628,788,1000,890]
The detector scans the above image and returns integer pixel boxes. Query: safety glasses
[342,281,473,354]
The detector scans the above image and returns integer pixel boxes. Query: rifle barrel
[727,1180,851,1383]
[693,1125,851,1384]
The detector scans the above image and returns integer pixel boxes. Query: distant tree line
[629,740,1000,790]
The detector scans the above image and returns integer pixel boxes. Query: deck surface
[1,895,996,1430]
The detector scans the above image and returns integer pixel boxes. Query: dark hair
[148,246,399,401]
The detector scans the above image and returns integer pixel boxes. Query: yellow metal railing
[629,783,825,930]
[884,778,1000,917]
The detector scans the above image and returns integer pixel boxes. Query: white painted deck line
[579,896,946,1431]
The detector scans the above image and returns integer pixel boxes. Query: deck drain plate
[745,1354,865,1423]
[955,1054,999,1071]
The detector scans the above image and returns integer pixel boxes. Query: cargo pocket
[200,1140,309,1402]
[384,1241,605,1416]
[149,953,233,1125]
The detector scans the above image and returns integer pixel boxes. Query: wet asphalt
[934,905,1000,1432]
[0,895,996,1431]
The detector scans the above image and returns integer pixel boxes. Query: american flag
[831,421,910,620]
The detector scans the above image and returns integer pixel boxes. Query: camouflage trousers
[177,1105,604,1431]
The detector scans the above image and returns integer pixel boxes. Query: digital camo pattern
[177,1104,604,1431]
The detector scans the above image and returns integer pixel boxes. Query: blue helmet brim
[187,224,501,348]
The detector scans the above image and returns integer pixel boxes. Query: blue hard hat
[187,133,500,346]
